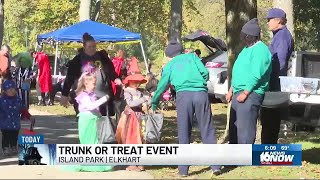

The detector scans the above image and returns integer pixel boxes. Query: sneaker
[178,173,188,177]
[211,169,222,177]
[3,148,10,156]
[126,166,141,172]
[137,166,145,171]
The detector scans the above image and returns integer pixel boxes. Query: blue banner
[18,135,44,144]
[252,144,302,166]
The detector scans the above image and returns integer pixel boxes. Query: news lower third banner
[55,144,302,166]
[17,135,302,166]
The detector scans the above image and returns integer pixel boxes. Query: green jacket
[231,41,272,95]
[151,53,208,110]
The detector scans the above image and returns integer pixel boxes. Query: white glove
[114,78,122,85]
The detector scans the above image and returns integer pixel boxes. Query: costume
[62,88,113,172]
[35,52,52,93]
[15,52,33,109]
[116,59,149,145]
[0,80,30,155]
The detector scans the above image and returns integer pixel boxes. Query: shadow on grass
[303,148,320,164]
[160,114,227,144]
[145,165,177,171]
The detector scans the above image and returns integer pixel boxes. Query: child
[116,60,151,172]
[15,52,34,109]
[144,72,158,96]
[0,80,29,156]
[63,72,113,172]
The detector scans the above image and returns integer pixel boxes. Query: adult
[111,49,127,122]
[32,50,53,106]
[226,18,272,144]
[260,8,294,144]
[60,33,121,129]
[194,49,201,57]
[0,45,12,90]
[151,40,221,177]
[144,72,158,96]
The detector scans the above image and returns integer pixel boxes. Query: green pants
[61,112,113,172]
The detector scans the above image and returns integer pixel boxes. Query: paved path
[0,109,154,179]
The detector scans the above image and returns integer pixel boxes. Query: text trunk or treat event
[0,1,319,179]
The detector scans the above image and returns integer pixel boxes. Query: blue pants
[176,91,220,175]
[229,92,263,144]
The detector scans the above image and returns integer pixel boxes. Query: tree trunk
[92,0,101,21]
[219,0,257,143]
[0,0,4,46]
[273,0,294,38]
[168,0,182,42]
[79,0,91,21]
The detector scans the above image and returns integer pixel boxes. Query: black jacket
[61,50,118,99]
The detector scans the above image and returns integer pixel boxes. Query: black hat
[165,40,183,58]
[241,18,261,37]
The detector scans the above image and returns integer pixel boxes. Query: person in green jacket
[226,18,272,144]
[151,40,221,177]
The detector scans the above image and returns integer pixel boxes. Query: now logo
[260,152,294,165]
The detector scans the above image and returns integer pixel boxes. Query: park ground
[0,91,319,179]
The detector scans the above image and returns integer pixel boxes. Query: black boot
[39,93,46,106]
[48,93,54,106]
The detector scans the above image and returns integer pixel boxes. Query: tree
[0,0,4,46]
[79,0,91,21]
[219,0,257,144]
[273,0,294,38]
[91,0,101,21]
[168,0,182,42]
[293,0,320,51]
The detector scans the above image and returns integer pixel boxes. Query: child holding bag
[116,58,151,172]
[63,72,113,172]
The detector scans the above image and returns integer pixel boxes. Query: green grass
[143,104,320,179]
[27,91,320,179]
[29,90,76,120]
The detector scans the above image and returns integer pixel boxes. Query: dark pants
[49,82,63,103]
[1,130,19,149]
[176,91,220,175]
[113,100,122,123]
[229,92,263,144]
[260,107,282,144]
[17,89,30,110]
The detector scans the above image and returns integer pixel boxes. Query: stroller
[158,85,176,111]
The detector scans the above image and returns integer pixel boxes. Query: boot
[38,93,46,106]
[48,93,54,106]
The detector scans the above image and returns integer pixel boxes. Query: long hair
[75,72,96,96]
[240,32,260,47]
